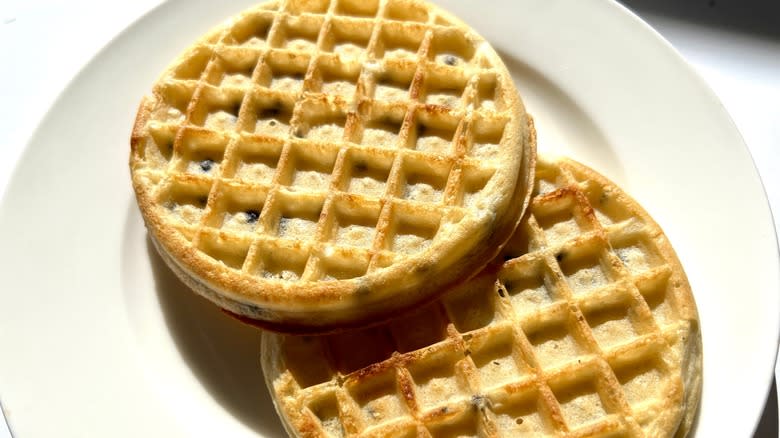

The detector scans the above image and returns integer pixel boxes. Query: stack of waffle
[129,0,701,436]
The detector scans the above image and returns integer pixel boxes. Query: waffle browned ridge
[262,156,702,437]
[129,0,535,332]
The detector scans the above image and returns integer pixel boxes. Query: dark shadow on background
[754,377,778,438]
[619,0,780,39]
[147,238,286,437]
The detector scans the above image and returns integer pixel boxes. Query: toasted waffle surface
[130,0,535,332]
[262,156,702,437]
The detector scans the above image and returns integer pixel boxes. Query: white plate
[0,0,777,436]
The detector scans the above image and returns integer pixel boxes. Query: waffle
[262,156,702,437]
[129,0,536,333]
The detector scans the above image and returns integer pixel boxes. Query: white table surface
[1,0,778,436]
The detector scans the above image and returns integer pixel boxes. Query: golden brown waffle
[262,156,702,437]
[129,0,535,333]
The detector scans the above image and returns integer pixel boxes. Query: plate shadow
[146,238,286,437]
[619,0,780,40]
[754,377,779,438]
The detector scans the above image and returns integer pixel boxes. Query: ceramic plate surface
[0,0,777,436]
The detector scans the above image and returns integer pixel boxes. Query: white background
[0,0,778,436]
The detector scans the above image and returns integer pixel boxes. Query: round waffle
[129,0,536,333]
[262,156,702,437]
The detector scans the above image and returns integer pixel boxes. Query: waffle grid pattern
[265,158,698,437]
[134,0,514,282]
